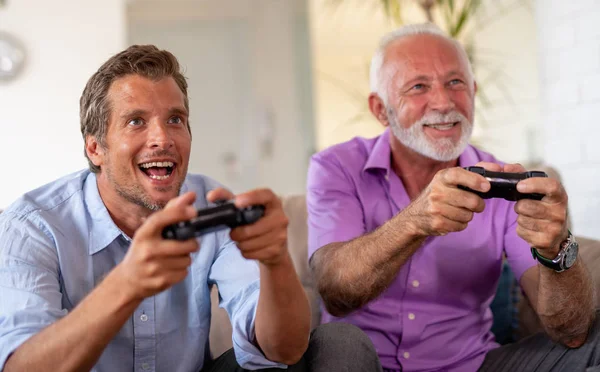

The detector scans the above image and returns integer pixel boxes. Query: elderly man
[307,23,599,372]
[0,45,381,372]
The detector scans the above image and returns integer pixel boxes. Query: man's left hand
[206,188,289,266]
[508,163,569,258]
[475,162,569,258]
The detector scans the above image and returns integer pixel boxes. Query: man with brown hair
[0,45,382,372]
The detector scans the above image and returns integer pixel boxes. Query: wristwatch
[531,230,579,272]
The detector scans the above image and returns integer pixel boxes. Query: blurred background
[0,0,599,239]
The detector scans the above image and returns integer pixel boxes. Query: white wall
[0,0,126,208]
[128,0,315,196]
[536,0,600,239]
[471,1,542,163]
[250,0,317,195]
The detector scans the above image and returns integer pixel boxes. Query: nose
[147,121,174,150]
[428,84,455,113]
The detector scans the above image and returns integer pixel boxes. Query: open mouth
[424,122,459,131]
[139,161,176,180]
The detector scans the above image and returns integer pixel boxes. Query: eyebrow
[119,107,189,120]
[402,75,431,89]
[445,70,466,79]
[168,107,189,117]
[120,109,148,120]
[402,70,467,88]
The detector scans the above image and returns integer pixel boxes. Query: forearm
[4,266,141,372]
[254,253,310,365]
[536,258,596,347]
[311,212,426,317]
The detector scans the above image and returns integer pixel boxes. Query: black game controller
[458,166,548,201]
[162,201,265,240]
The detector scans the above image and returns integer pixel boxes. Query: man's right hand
[114,192,200,301]
[403,167,490,237]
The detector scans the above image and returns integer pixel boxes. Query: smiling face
[86,74,191,212]
[382,34,476,161]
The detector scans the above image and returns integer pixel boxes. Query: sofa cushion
[579,236,600,303]
[281,195,321,330]
[490,261,519,344]
[208,286,233,358]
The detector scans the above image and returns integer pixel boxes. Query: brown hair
[80,44,190,173]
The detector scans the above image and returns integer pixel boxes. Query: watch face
[564,241,579,268]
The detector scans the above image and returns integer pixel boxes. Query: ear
[473,80,478,95]
[85,136,105,168]
[368,93,390,127]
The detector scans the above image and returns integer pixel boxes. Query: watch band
[530,230,575,272]
[531,246,563,272]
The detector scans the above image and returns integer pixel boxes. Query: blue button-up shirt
[0,170,283,371]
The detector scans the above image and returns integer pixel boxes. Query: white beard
[389,109,473,162]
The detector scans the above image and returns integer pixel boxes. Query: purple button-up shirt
[307,129,537,372]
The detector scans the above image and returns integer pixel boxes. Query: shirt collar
[83,173,192,255]
[363,128,392,177]
[457,144,479,167]
[84,172,126,255]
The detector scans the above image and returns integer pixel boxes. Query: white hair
[369,23,474,105]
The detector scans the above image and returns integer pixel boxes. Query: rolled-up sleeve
[0,213,66,369]
[208,230,286,370]
[306,154,366,260]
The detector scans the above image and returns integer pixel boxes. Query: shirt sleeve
[0,213,67,370]
[503,207,538,281]
[208,230,286,370]
[306,153,366,260]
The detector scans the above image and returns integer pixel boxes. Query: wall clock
[0,31,26,82]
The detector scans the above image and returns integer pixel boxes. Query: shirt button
[141,363,150,370]
[412,280,420,288]
[140,314,148,322]
[403,352,410,359]
[408,313,415,320]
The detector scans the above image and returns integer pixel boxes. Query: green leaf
[451,3,471,37]
[440,0,454,32]
[382,0,403,25]
[380,0,393,17]
[450,0,482,38]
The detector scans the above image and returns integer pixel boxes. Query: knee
[312,322,367,338]
[311,322,376,351]
[307,323,382,371]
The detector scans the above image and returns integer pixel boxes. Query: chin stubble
[388,108,473,162]
[105,166,183,211]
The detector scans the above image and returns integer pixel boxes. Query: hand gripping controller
[162,201,265,240]
[458,166,548,201]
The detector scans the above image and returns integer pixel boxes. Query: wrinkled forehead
[106,75,187,118]
[382,34,472,84]
[109,75,184,103]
